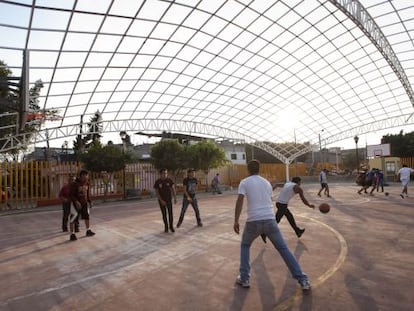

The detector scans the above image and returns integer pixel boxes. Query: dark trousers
[62,201,71,231]
[275,202,301,234]
[178,196,201,225]
[159,200,174,230]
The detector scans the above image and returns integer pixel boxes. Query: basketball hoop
[26,113,62,122]
[374,150,383,157]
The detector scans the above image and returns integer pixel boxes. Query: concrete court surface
[0,182,413,311]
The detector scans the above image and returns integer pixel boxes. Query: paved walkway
[0,182,413,311]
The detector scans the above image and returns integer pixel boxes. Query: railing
[1,160,314,210]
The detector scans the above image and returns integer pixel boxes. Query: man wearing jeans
[233,160,310,291]
[177,169,203,228]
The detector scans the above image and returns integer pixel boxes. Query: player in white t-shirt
[398,164,414,198]
[233,160,311,291]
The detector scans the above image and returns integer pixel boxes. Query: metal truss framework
[1,0,413,165]
[330,0,414,107]
[3,115,413,165]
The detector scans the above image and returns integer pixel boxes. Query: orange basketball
[319,203,330,214]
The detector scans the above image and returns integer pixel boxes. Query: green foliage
[150,139,184,173]
[187,140,228,172]
[79,142,130,173]
[0,60,60,154]
[381,130,414,157]
[150,139,228,174]
[73,111,103,159]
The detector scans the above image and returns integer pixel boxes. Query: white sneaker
[236,275,250,288]
[299,279,311,291]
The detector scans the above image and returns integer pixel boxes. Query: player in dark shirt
[154,168,177,233]
[177,169,203,228]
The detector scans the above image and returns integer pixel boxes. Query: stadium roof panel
[1,0,414,159]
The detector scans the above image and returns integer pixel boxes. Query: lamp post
[354,135,359,173]
[119,131,127,199]
[319,130,324,169]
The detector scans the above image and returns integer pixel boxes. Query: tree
[79,142,132,199]
[73,110,103,158]
[0,60,60,155]
[381,130,414,157]
[150,139,185,175]
[186,140,229,189]
[187,140,228,172]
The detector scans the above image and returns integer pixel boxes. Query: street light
[319,129,324,169]
[119,131,127,199]
[354,135,359,173]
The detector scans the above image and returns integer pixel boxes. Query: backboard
[366,144,391,157]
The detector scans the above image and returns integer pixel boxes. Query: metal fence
[1,160,311,210]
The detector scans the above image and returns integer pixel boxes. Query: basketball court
[0,182,413,311]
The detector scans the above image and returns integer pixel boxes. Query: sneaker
[236,276,250,288]
[62,228,68,232]
[400,194,404,199]
[70,234,77,241]
[197,222,203,227]
[299,279,311,291]
[86,229,95,237]
[296,228,305,238]
[169,227,175,233]
[176,221,182,228]
[317,193,321,197]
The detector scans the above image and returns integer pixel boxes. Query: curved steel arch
[323,114,414,146]
[330,0,414,107]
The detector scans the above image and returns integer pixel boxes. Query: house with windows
[216,140,247,165]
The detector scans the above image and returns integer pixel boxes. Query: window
[231,153,237,160]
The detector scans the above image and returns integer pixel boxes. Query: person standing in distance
[177,168,203,228]
[211,173,222,194]
[317,168,330,197]
[68,169,95,241]
[59,174,73,232]
[154,168,177,233]
[398,164,414,198]
[233,160,311,291]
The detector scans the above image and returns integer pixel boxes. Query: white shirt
[398,167,414,180]
[319,171,327,183]
[277,182,297,204]
[238,175,275,222]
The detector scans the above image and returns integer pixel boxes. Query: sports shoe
[197,222,203,227]
[296,228,305,238]
[299,279,311,291]
[236,276,250,288]
[86,229,95,237]
[176,221,182,228]
[169,227,175,233]
[317,193,321,197]
[70,234,77,241]
[400,194,404,199]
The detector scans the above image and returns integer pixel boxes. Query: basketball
[319,203,330,214]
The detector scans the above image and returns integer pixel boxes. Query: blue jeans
[239,219,307,283]
[178,196,201,224]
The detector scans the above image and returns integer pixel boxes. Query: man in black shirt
[154,168,177,233]
[177,169,203,228]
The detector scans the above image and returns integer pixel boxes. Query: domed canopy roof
[1,0,413,160]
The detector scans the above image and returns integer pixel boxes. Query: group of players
[59,162,413,292]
